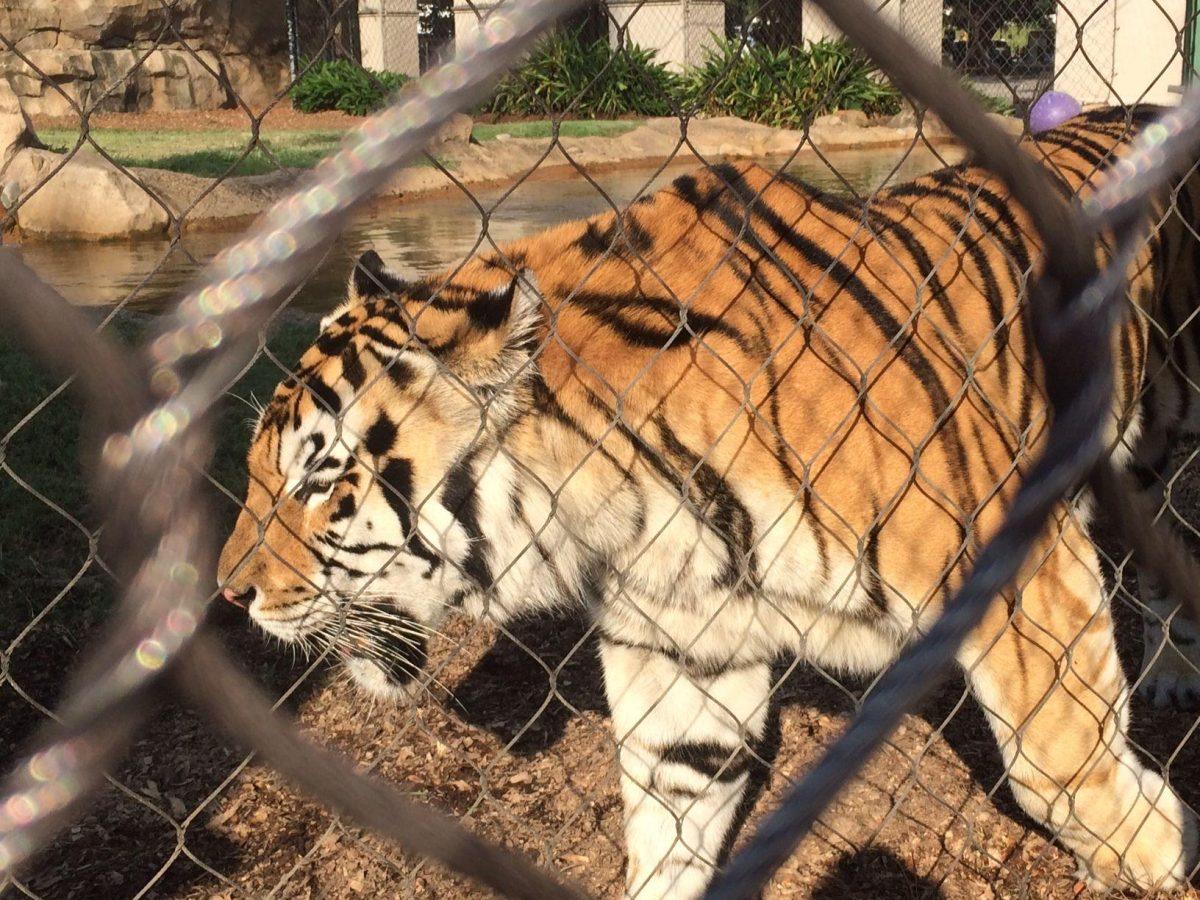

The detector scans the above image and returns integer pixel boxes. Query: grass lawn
[40,129,362,178]
[38,119,642,178]
[0,314,318,638]
[470,119,641,141]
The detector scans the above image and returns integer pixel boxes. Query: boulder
[429,113,474,146]
[10,148,168,240]
[813,109,870,129]
[221,54,290,108]
[837,109,870,128]
[643,115,779,157]
[138,49,229,111]
[0,2,286,53]
[0,45,287,116]
[0,1,288,113]
[0,79,41,170]
[888,107,952,136]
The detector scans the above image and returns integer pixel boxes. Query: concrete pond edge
[0,107,1025,243]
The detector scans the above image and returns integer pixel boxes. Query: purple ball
[1029,91,1082,134]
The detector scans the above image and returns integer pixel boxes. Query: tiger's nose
[222,585,257,608]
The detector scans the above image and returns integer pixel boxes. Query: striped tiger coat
[219,106,1200,897]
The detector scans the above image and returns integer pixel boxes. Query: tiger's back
[450,106,1196,637]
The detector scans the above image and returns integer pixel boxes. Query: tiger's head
[216,250,542,700]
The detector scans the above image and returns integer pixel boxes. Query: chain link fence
[3,0,1200,898]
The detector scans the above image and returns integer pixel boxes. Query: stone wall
[0,0,290,115]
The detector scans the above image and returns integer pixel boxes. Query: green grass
[40,128,348,178]
[470,119,641,141]
[37,120,640,179]
[0,314,318,638]
[39,129,440,178]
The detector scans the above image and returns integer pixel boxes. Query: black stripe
[888,178,1032,273]
[574,214,654,259]
[341,344,367,390]
[1035,130,1116,169]
[466,283,515,330]
[316,534,401,554]
[709,163,972,493]
[379,457,443,571]
[655,416,759,589]
[364,413,398,457]
[359,323,410,352]
[312,550,371,578]
[302,375,342,414]
[530,377,632,474]
[937,210,1012,387]
[862,509,887,613]
[571,290,753,354]
[659,740,753,784]
[330,493,357,523]
[599,631,763,680]
[366,347,418,390]
[670,172,725,212]
[441,453,493,588]
[316,329,352,356]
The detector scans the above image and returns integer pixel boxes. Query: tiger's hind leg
[1130,424,1200,708]
[961,514,1195,890]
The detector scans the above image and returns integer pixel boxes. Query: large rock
[813,109,871,128]
[9,148,168,239]
[0,79,40,170]
[429,113,473,146]
[0,1,285,53]
[0,1,289,112]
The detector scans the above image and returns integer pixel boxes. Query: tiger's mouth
[334,614,430,701]
[230,592,431,701]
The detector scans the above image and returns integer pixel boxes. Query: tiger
[218,105,1200,897]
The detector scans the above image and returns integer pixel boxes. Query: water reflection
[16,144,963,313]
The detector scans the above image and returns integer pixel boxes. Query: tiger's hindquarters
[961,513,1195,890]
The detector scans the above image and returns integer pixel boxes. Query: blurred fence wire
[3,0,1200,898]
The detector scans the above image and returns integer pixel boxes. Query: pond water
[16,143,964,313]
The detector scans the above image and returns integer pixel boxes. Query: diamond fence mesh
[3,0,1200,898]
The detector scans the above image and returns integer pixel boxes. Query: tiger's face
[216,252,541,700]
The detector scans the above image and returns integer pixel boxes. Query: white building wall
[802,0,943,63]
[456,1,946,74]
[1055,0,1185,105]
[607,1,725,72]
[1112,0,1186,103]
[359,0,420,77]
[453,2,502,51]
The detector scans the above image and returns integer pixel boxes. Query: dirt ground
[4,489,1200,900]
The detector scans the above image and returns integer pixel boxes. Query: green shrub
[682,38,902,127]
[292,59,408,116]
[484,28,681,118]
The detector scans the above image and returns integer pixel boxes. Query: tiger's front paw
[1139,613,1200,709]
[1077,768,1196,893]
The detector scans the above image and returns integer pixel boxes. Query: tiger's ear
[322,250,408,331]
[499,268,542,360]
[351,249,406,301]
[460,268,543,388]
